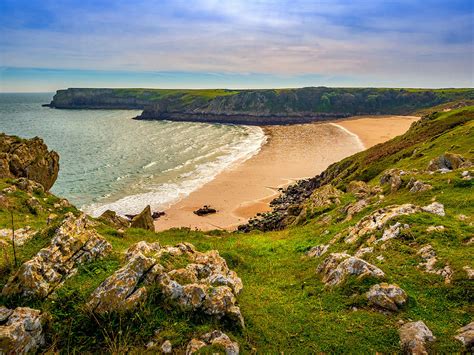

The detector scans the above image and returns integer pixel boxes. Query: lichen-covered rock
[306,244,329,258]
[345,204,419,244]
[366,283,407,311]
[317,253,385,286]
[0,226,37,246]
[374,222,409,244]
[380,169,403,192]
[130,205,154,231]
[88,241,244,328]
[346,181,379,199]
[186,330,239,355]
[417,245,453,284]
[0,133,59,191]
[408,180,432,193]
[2,214,112,298]
[427,152,472,172]
[399,321,435,354]
[454,321,474,350]
[421,202,445,216]
[0,306,48,354]
[99,209,130,229]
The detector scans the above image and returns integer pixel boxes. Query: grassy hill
[0,108,473,352]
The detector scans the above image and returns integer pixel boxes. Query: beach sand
[155,115,419,231]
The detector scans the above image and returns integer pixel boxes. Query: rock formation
[366,283,407,311]
[130,205,155,231]
[399,321,435,354]
[0,133,59,191]
[454,321,474,351]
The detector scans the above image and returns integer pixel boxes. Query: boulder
[0,306,48,354]
[374,222,409,244]
[427,152,472,171]
[454,321,474,351]
[347,181,372,199]
[380,169,403,192]
[161,340,172,353]
[193,205,217,216]
[421,202,445,216]
[186,330,239,355]
[399,321,435,354]
[408,180,432,193]
[306,244,329,258]
[317,253,385,286]
[99,209,130,229]
[0,133,59,191]
[87,241,244,328]
[130,205,154,231]
[2,214,112,298]
[366,283,407,311]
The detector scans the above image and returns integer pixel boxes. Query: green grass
[0,108,473,352]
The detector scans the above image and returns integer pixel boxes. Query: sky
[0,0,473,91]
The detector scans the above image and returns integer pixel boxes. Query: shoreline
[154,115,419,231]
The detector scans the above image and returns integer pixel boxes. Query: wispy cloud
[0,0,472,90]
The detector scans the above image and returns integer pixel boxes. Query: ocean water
[0,93,265,216]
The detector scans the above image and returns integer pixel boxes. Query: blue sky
[0,0,473,91]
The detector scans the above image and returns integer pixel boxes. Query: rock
[417,245,453,284]
[99,210,130,229]
[354,247,373,258]
[0,133,59,191]
[2,214,112,298]
[88,241,244,328]
[366,283,407,311]
[463,266,474,279]
[344,199,368,221]
[461,170,472,180]
[306,244,329,258]
[427,152,472,172]
[26,197,43,214]
[374,222,409,244]
[408,180,432,193]
[399,321,435,354]
[317,253,385,286]
[421,202,445,216]
[345,204,419,244]
[13,178,45,194]
[152,211,165,219]
[47,213,58,225]
[161,340,172,353]
[0,226,37,246]
[380,169,403,192]
[306,184,342,210]
[347,181,372,199]
[0,306,48,354]
[130,205,154,231]
[193,205,217,216]
[426,225,445,233]
[454,321,474,350]
[186,330,239,355]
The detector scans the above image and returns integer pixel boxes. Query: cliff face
[0,134,59,191]
[46,87,474,125]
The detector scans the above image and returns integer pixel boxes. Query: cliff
[46,87,474,125]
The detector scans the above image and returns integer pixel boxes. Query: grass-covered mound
[0,108,473,352]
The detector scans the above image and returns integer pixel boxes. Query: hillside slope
[0,108,473,353]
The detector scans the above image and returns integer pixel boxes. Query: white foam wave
[329,123,365,150]
[84,125,266,217]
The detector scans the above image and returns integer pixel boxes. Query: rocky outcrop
[454,321,474,351]
[186,330,239,355]
[417,245,453,283]
[399,321,435,354]
[317,253,385,286]
[427,152,472,171]
[0,306,48,354]
[99,210,130,229]
[87,241,244,328]
[366,283,407,311]
[130,205,154,231]
[374,222,409,244]
[0,133,59,191]
[380,169,404,193]
[407,179,432,193]
[2,214,112,298]
[306,244,329,258]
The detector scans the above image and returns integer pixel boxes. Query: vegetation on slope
[1,108,473,353]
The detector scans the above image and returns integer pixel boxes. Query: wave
[328,123,365,150]
[84,125,266,217]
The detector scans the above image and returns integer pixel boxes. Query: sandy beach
[155,115,418,231]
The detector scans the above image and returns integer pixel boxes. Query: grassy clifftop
[0,108,473,352]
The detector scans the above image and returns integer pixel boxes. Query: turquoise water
[0,93,265,216]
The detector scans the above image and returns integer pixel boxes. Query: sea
[0,93,266,216]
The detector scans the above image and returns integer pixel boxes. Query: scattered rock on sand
[366,283,407,311]
[454,321,474,351]
[317,253,385,286]
[186,330,239,355]
[193,205,217,216]
[399,321,435,354]
[130,205,155,231]
[2,213,112,298]
[0,306,48,354]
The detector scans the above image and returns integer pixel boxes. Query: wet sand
[155,115,419,231]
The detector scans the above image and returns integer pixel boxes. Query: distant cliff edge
[45,87,474,125]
